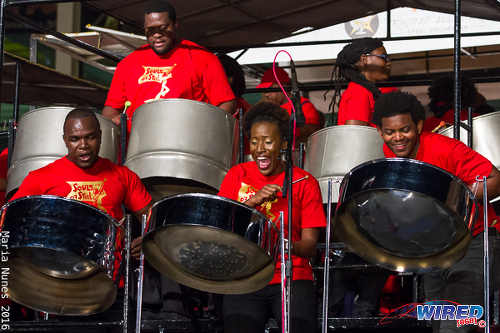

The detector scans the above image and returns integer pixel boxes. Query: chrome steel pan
[304,125,384,203]
[142,193,279,295]
[335,158,476,273]
[125,99,237,196]
[0,195,118,315]
[438,111,500,170]
[7,107,119,196]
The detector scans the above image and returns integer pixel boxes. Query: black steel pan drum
[335,158,476,273]
[0,195,118,315]
[142,193,279,294]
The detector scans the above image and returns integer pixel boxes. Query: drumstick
[292,175,309,184]
[431,121,447,133]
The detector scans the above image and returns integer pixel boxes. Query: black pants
[223,280,316,333]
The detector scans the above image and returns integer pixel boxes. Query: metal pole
[0,0,8,113]
[280,211,288,333]
[480,176,490,333]
[386,0,391,38]
[298,143,305,169]
[135,214,147,333]
[13,61,20,123]
[453,0,462,141]
[467,106,473,148]
[238,107,244,164]
[122,215,132,333]
[322,179,333,333]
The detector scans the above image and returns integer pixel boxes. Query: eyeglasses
[365,53,391,62]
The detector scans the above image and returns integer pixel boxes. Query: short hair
[372,91,426,127]
[63,108,100,134]
[243,102,289,141]
[217,54,246,97]
[144,0,176,22]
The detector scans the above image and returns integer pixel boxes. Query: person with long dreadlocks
[331,37,393,127]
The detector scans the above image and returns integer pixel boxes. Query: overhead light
[291,26,314,35]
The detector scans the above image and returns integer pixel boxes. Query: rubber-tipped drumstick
[431,121,447,133]
[292,175,309,184]
[122,100,132,114]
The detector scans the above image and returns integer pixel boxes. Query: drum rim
[342,157,476,200]
[19,107,117,127]
[2,194,119,227]
[151,192,270,221]
[131,98,231,121]
[308,124,379,139]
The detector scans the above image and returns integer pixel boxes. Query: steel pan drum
[439,110,500,172]
[335,158,476,273]
[7,107,119,196]
[304,125,384,203]
[0,196,118,315]
[142,193,279,294]
[125,99,237,198]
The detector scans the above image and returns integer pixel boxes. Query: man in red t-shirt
[102,1,235,133]
[258,66,322,144]
[10,109,152,282]
[373,91,500,333]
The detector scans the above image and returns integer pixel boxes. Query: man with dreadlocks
[423,75,495,132]
[331,37,393,127]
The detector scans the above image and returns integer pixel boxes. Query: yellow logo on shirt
[66,180,107,212]
[238,182,277,222]
[138,65,176,103]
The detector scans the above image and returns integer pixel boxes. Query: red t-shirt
[11,156,151,219]
[383,132,498,235]
[423,109,480,132]
[105,40,235,133]
[338,83,398,127]
[281,97,321,126]
[0,148,8,206]
[218,162,326,284]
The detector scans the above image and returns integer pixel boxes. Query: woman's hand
[245,184,282,207]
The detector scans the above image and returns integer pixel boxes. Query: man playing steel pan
[102,0,236,134]
[372,91,500,333]
[217,102,326,333]
[9,108,152,329]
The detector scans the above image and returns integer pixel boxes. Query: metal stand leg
[279,211,290,333]
[135,214,147,333]
[122,214,132,333]
[322,179,333,333]
[477,176,491,333]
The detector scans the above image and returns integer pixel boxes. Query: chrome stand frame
[135,214,147,333]
[322,178,334,333]
[477,176,490,333]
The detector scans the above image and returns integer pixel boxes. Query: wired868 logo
[417,302,485,328]
[381,300,485,328]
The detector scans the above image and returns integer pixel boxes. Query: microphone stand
[281,88,296,333]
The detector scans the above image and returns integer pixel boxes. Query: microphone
[290,60,305,127]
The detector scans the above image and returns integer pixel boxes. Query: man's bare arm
[102,106,122,126]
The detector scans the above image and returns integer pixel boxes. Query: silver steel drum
[304,125,384,203]
[439,110,500,174]
[0,195,119,315]
[142,193,279,295]
[7,107,120,196]
[125,99,237,198]
[335,158,476,273]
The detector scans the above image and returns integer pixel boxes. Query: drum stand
[321,178,335,333]
[477,176,491,333]
[135,213,148,333]
[9,214,133,333]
